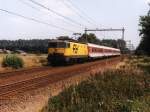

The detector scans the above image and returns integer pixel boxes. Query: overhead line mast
[28,0,86,28]
[0,8,75,32]
[85,28,125,40]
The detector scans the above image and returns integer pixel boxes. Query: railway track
[0,66,53,78]
[0,57,122,99]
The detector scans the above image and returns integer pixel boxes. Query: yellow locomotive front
[47,40,88,65]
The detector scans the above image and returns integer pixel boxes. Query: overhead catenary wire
[18,0,83,30]
[61,0,94,27]
[18,0,41,12]
[0,8,75,32]
[67,0,99,27]
[63,0,97,27]
[27,0,87,28]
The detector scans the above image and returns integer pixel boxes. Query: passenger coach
[88,43,120,58]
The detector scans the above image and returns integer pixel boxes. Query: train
[47,39,121,65]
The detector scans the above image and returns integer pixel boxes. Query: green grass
[41,56,150,112]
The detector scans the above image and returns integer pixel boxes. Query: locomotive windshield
[48,41,70,48]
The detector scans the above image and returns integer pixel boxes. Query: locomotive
[47,39,120,65]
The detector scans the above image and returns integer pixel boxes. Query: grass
[0,53,47,71]
[119,56,150,74]
[41,56,150,112]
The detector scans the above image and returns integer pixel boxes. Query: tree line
[0,39,50,53]
[0,34,126,54]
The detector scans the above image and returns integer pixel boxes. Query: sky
[0,0,149,47]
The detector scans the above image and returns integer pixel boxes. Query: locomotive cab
[47,40,70,64]
[47,40,88,65]
[48,40,70,54]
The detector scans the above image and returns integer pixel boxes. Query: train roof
[49,39,120,51]
[49,39,86,44]
[88,43,120,51]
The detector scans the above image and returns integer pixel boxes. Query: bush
[42,69,150,112]
[2,54,24,69]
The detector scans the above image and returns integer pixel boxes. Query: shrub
[2,54,24,69]
[42,69,149,112]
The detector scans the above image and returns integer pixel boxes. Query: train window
[57,42,68,48]
[48,42,57,48]
[92,49,94,52]
[48,42,68,48]
[66,43,70,48]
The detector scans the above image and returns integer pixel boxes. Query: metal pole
[122,27,125,40]
[85,28,88,43]
[84,28,125,44]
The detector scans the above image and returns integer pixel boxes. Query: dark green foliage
[136,9,150,55]
[57,36,71,40]
[0,39,50,53]
[0,38,126,53]
[101,39,126,53]
[43,69,150,112]
[78,33,100,44]
[78,33,126,53]
[2,54,24,69]
[137,64,150,74]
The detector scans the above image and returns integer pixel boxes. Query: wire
[18,0,83,30]
[0,8,75,32]
[60,0,95,26]
[27,0,86,28]
[67,0,98,27]
[61,0,92,26]
[18,0,41,12]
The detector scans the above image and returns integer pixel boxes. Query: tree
[101,39,118,48]
[57,36,71,40]
[78,33,126,53]
[136,8,150,55]
[117,39,126,53]
[78,33,100,44]
[0,39,50,53]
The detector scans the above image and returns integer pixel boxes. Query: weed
[42,69,149,112]
[41,56,150,112]
[2,54,24,69]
